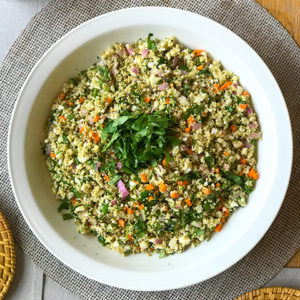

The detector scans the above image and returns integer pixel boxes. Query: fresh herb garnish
[62,213,73,220]
[183,104,204,119]
[147,33,157,50]
[97,66,110,81]
[101,111,178,172]
[58,198,69,212]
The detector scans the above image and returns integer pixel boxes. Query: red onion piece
[158,82,169,90]
[126,48,134,56]
[45,144,51,156]
[245,142,252,148]
[95,162,100,171]
[249,132,260,139]
[173,56,179,67]
[192,122,201,130]
[132,67,139,74]
[199,164,206,172]
[155,238,163,245]
[141,49,149,58]
[211,128,217,134]
[223,164,229,171]
[117,180,129,199]
[249,122,257,129]
[110,200,117,206]
[157,70,164,78]
[181,145,189,152]
[117,162,122,170]
[233,83,238,88]
[81,109,88,116]
[88,116,94,125]
[246,106,253,116]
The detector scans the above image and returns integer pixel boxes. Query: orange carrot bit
[230,124,237,132]
[223,208,229,218]
[146,184,154,191]
[248,168,259,180]
[215,224,223,232]
[59,115,66,122]
[162,157,166,167]
[93,115,100,122]
[216,202,223,211]
[159,183,167,193]
[216,182,220,188]
[214,84,220,92]
[118,219,125,227]
[239,171,244,176]
[104,174,110,182]
[187,115,194,126]
[170,191,179,199]
[122,206,127,211]
[139,204,144,210]
[68,99,74,106]
[215,168,220,174]
[185,198,192,207]
[127,234,133,241]
[177,180,189,186]
[187,148,193,155]
[106,98,112,104]
[57,93,65,100]
[148,195,154,202]
[242,90,249,96]
[202,187,211,195]
[166,97,170,105]
[127,208,133,215]
[184,127,191,133]
[92,133,100,143]
[72,198,77,205]
[192,49,204,57]
[224,151,230,156]
[221,218,226,223]
[133,202,139,207]
[144,97,151,103]
[197,65,204,70]
[50,153,56,158]
[239,104,247,110]
[79,126,84,133]
[141,173,147,183]
[100,123,104,128]
[220,81,233,91]
[79,97,85,104]
[240,157,247,165]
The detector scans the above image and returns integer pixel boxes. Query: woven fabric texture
[0,0,299,299]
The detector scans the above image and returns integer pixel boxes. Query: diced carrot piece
[248,168,259,180]
[242,90,249,96]
[72,198,77,205]
[127,208,133,215]
[59,115,66,122]
[214,84,220,91]
[240,157,247,165]
[223,208,229,218]
[216,182,220,187]
[187,115,194,126]
[239,104,247,110]
[146,184,154,191]
[139,204,144,210]
[202,187,211,195]
[239,171,244,176]
[93,115,100,122]
[148,195,154,202]
[68,99,73,106]
[184,127,191,133]
[177,181,189,186]
[185,198,192,207]
[192,49,203,57]
[159,183,167,193]
[144,97,151,103]
[106,98,112,104]
[141,174,147,183]
[197,65,204,70]
[104,174,110,182]
[215,168,220,174]
[170,191,179,198]
[79,126,84,133]
[224,151,230,156]
[118,219,125,227]
[215,224,223,232]
[57,93,65,100]
[127,234,133,240]
[50,153,56,158]
[230,124,237,132]
[220,81,232,91]
[166,97,170,105]
[162,157,166,166]
[79,97,85,103]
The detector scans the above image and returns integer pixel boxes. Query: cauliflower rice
[44,35,261,257]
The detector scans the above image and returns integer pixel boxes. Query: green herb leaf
[62,213,73,220]
[58,198,69,212]
[147,33,157,50]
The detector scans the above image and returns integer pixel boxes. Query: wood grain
[256,0,300,267]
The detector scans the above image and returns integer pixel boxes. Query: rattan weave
[237,287,300,300]
[0,211,15,300]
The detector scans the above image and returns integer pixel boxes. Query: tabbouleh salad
[44,34,261,257]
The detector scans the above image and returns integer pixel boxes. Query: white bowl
[8,7,292,291]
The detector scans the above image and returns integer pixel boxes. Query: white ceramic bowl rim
[8,7,292,291]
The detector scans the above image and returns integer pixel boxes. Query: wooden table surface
[256,0,300,267]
